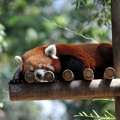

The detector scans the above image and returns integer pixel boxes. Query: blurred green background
[0,0,114,120]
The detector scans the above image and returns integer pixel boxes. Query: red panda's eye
[39,64,46,69]
[41,66,44,69]
[29,70,34,72]
[41,64,46,69]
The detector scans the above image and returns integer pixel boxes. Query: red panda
[11,43,113,83]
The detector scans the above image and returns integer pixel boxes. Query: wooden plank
[9,79,120,101]
[112,0,120,78]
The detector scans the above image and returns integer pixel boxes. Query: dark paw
[9,79,24,84]
[9,67,26,84]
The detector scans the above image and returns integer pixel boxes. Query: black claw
[9,67,26,84]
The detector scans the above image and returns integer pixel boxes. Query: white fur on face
[34,69,47,82]
[46,64,54,71]
[34,63,54,82]
[29,66,34,71]
[45,45,58,59]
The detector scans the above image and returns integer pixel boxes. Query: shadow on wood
[9,79,120,101]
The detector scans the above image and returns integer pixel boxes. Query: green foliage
[62,99,115,120]
[74,0,111,26]
[43,18,97,42]
[0,23,6,53]
[74,110,115,120]
[2,101,42,120]
[73,99,115,120]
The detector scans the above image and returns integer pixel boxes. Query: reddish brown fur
[22,45,61,73]
[56,43,112,70]
[22,43,112,74]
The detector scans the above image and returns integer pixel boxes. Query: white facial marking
[45,45,58,59]
[34,69,47,81]
[29,66,34,71]
[47,64,54,71]
[39,64,43,68]
[15,56,23,65]
[39,63,45,69]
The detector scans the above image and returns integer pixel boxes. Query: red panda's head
[15,45,61,81]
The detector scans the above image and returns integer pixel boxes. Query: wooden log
[44,71,55,82]
[9,79,120,101]
[83,68,94,80]
[25,72,35,83]
[112,0,120,78]
[111,1,120,120]
[62,70,74,81]
[104,67,116,80]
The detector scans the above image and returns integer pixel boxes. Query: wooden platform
[9,79,120,101]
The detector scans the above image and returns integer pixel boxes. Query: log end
[25,72,35,83]
[83,68,94,80]
[44,71,55,82]
[104,67,116,80]
[62,70,74,81]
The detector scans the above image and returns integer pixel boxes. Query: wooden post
[112,0,120,77]
[111,0,120,120]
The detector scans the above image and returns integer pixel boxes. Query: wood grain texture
[62,70,74,81]
[112,0,120,78]
[9,79,120,101]
[111,1,120,120]
[83,68,94,80]
[104,67,116,80]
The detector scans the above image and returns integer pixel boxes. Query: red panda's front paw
[10,67,26,84]
[9,79,24,84]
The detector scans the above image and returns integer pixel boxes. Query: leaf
[43,17,97,42]
[74,110,116,120]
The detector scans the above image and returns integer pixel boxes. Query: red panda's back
[78,43,112,69]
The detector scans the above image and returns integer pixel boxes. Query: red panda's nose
[36,73,42,79]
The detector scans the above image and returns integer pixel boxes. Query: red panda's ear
[45,45,58,59]
[15,56,23,65]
